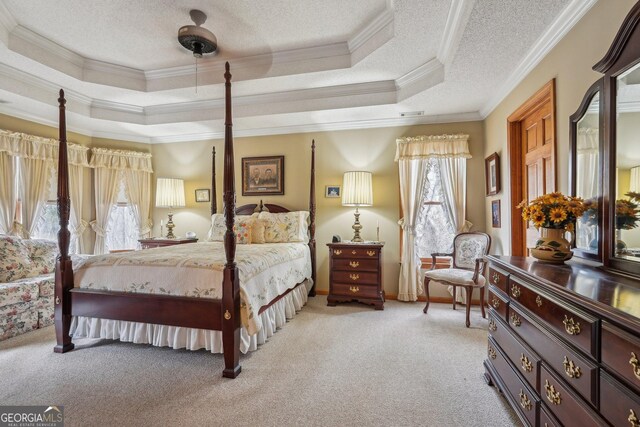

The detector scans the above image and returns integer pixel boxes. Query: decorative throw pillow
[250,219,266,244]
[234,219,252,244]
[0,236,32,282]
[258,211,310,243]
[207,214,256,244]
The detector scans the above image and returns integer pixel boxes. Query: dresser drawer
[600,370,640,427]
[330,247,380,258]
[332,271,378,285]
[508,304,598,406]
[488,284,508,321]
[487,266,509,294]
[488,337,539,427]
[539,364,604,427]
[602,322,640,393]
[509,277,598,357]
[331,282,379,299]
[489,311,539,390]
[539,404,561,427]
[332,258,379,272]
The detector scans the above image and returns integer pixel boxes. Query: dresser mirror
[570,79,603,260]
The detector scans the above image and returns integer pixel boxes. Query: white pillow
[258,211,310,243]
[207,213,262,244]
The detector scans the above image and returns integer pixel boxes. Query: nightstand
[138,237,198,249]
[327,242,384,310]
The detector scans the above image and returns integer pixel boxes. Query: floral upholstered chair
[422,232,491,327]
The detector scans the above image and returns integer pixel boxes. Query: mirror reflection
[615,63,640,261]
[575,92,600,253]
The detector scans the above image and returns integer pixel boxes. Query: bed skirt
[69,280,311,354]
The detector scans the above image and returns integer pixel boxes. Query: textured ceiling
[0,0,592,143]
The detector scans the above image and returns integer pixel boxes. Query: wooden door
[508,80,556,256]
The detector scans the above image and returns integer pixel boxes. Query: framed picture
[195,189,210,203]
[242,156,284,196]
[491,199,501,228]
[485,152,501,196]
[325,185,341,198]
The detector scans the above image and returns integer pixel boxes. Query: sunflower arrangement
[517,192,586,231]
[580,198,599,227]
[615,192,640,230]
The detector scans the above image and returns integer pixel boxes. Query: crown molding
[10,24,84,69]
[348,7,395,64]
[479,0,598,118]
[0,2,16,44]
[437,0,476,66]
[396,58,445,101]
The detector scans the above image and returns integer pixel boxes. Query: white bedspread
[72,242,312,336]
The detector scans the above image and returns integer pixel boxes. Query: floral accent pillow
[207,214,256,244]
[258,211,310,243]
[0,236,32,282]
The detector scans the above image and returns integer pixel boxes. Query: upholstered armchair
[422,232,491,327]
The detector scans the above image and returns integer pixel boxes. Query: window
[415,159,456,259]
[104,179,139,251]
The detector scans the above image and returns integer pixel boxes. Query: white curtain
[69,164,88,253]
[0,151,18,234]
[123,169,153,238]
[630,166,640,193]
[90,168,121,254]
[438,157,472,233]
[395,134,472,302]
[17,156,54,238]
[576,128,599,199]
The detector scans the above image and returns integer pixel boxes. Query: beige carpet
[0,297,519,427]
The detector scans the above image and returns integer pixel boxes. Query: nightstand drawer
[331,283,379,299]
[332,259,379,272]
[330,247,380,258]
[332,271,378,285]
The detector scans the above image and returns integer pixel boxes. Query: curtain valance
[395,134,471,161]
[89,147,153,172]
[0,130,90,166]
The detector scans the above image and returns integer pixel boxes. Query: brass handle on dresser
[491,272,500,284]
[488,344,496,360]
[519,389,532,411]
[511,284,521,299]
[630,352,640,380]
[349,274,360,281]
[488,319,497,332]
[334,249,342,255]
[510,313,521,327]
[520,353,533,373]
[562,315,581,336]
[491,298,500,309]
[352,250,357,255]
[366,250,376,257]
[562,356,582,379]
[349,286,359,293]
[349,261,360,268]
[544,379,562,405]
[536,295,543,307]
[629,409,639,427]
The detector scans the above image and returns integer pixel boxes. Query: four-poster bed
[53,62,317,378]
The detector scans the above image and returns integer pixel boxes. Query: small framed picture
[491,199,501,228]
[242,156,284,196]
[195,189,210,203]
[325,185,341,198]
[485,152,501,196]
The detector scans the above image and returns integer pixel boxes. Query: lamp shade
[155,178,186,208]
[342,171,373,207]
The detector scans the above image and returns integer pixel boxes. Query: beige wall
[483,0,637,255]
[151,120,486,297]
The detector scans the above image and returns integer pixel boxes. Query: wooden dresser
[326,242,384,310]
[138,237,198,249]
[484,256,640,427]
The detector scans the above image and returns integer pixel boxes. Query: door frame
[507,79,556,256]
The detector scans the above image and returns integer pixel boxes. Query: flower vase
[615,229,627,256]
[531,227,573,263]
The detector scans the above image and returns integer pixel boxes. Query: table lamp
[342,171,373,242]
[155,178,186,239]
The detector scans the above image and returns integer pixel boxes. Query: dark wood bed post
[54,89,74,353]
[221,62,241,378]
[211,147,217,215]
[308,140,317,297]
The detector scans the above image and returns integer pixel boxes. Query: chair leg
[480,286,486,318]
[423,278,430,314]
[452,286,457,310]
[464,286,472,327]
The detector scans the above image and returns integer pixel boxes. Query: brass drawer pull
[519,389,532,411]
[349,286,359,293]
[511,284,521,298]
[536,295,543,307]
[491,272,500,284]
[352,250,357,255]
[224,310,231,320]
[510,313,521,327]
[544,379,562,405]
[492,298,500,309]
[629,409,639,427]
[520,353,533,373]
[488,318,497,332]
[367,250,376,256]
[349,261,360,268]
[488,344,496,360]
[563,356,582,379]
[562,315,581,335]
[334,249,342,255]
[630,352,640,380]
[349,274,360,281]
